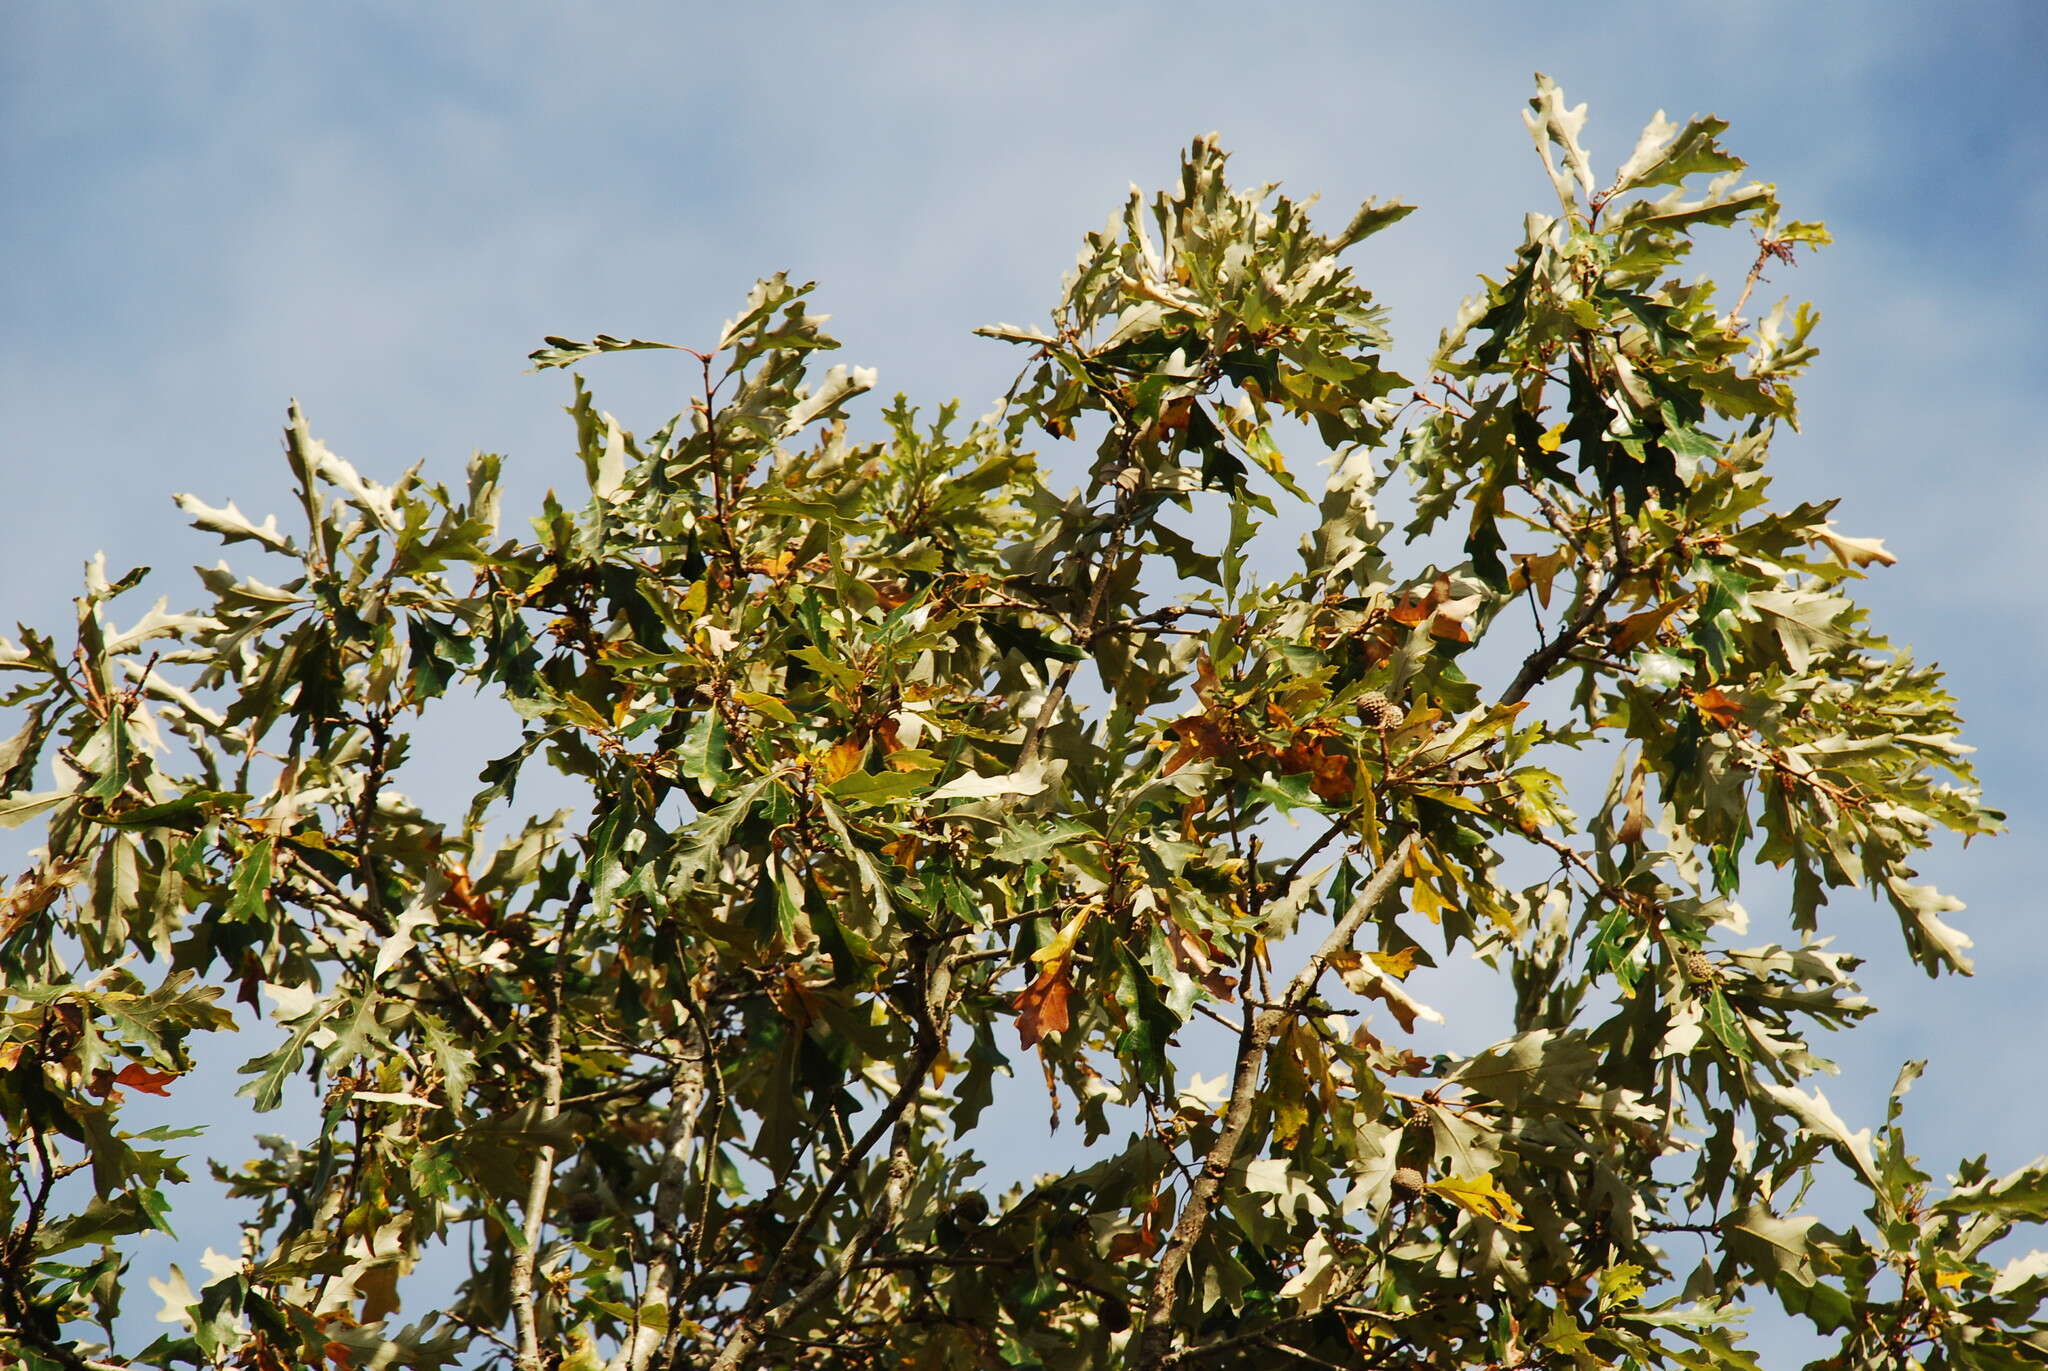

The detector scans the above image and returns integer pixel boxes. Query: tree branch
[610,1018,709,1371]
[1136,833,1416,1365]
[1499,554,1626,706]
[510,883,589,1371]
[702,985,941,1371]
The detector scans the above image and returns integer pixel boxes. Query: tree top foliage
[0,77,2035,1371]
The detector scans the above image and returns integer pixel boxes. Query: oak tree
[1,78,2038,1370]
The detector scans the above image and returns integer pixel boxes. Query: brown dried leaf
[1615,760,1648,847]
[1607,595,1690,652]
[1014,967,1071,1049]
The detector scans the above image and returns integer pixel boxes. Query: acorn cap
[1358,691,1406,731]
[1679,948,1719,982]
[1391,1165,1427,1197]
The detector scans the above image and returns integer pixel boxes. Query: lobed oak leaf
[1165,923,1238,1000]
[1426,1171,1533,1230]
[1390,574,1479,641]
[1607,595,1690,652]
[1277,738,1353,802]
[817,739,864,785]
[1367,947,1420,980]
[1163,713,1229,775]
[1014,966,1071,1049]
[97,1062,177,1096]
[1695,687,1743,729]
[1804,520,1897,569]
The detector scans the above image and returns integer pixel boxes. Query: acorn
[1391,1166,1428,1199]
[1678,948,1720,984]
[1357,691,1405,731]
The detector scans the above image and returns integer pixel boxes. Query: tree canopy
[1,78,2036,1370]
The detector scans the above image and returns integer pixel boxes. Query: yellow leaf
[1597,1260,1647,1308]
[1410,878,1451,925]
[746,550,796,581]
[1537,421,1568,453]
[1367,947,1420,980]
[1425,1171,1532,1231]
[1029,906,1095,973]
[521,563,559,603]
[1934,1268,1967,1292]
[1416,788,1490,815]
[817,740,864,785]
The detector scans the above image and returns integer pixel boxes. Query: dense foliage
[1,79,2037,1370]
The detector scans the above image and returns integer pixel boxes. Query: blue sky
[4,0,2045,1352]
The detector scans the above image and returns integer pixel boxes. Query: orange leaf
[767,968,827,1028]
[1014,967,1072,1049]
[1509,550,1568,609]
[880,834,923,870]
[91,1062,179,1098]
[113,1063,178,1096]
[1164,714,1228,775]
[1390,573,1479,642]
[1695,688,1743,730]
[1306,747,1353,803]
[445,864,493,923]
[1607,596,1690,652]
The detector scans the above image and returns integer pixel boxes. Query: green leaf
[528,333,684,371]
